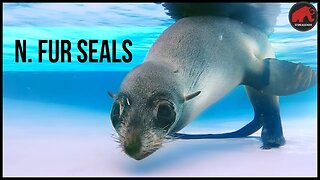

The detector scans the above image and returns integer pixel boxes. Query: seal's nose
[123,134,142,159]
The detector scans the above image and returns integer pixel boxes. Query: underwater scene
[3,3,317,176]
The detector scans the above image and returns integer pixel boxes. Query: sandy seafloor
[3,2,318,177]
[3,98,317,177]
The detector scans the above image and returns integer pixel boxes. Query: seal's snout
[123,135,142,160]
[120,127,163,160]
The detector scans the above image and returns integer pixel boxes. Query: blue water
[3,3,317,121]
[2,3,318,176]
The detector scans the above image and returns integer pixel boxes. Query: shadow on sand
[125,136,261,174]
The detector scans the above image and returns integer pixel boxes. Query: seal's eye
[111,102,121,128]
[154,101,176,130]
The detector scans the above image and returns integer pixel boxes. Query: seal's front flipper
[169,116,263,139]
[168,102,264,140]
[169,86,286,149]
[169,133,228,139]
[244,58,317,96]
[245,86,285,149]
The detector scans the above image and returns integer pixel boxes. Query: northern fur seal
[108,3,317,160]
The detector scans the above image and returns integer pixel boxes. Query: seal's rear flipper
[244,58,317,96]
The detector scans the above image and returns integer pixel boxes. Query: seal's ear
[184,91,201,102]
[107,91,116,100]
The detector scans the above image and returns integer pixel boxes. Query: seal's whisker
[110,134,117,139]
[165,134,178,142]
[163,138,175,144]
[110,133,122,144]
[113,139,121,143]
[117,144,123,149]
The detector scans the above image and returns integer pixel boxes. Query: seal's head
[108,62,200,160]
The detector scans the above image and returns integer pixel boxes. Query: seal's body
[108,3,317,160]
[145,16,274,132]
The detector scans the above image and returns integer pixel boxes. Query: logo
[289,2,317,32]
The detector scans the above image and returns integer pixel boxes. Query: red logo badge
[289,2,317,31]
